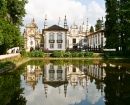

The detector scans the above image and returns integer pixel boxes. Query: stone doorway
[30,47,34,51]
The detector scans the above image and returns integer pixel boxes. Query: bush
[72,52,79,57]
[27,51,45,57]
[84,52,94,57]
[104,51,130,58]
[66,52,72,57]
[59,51,65,58]
[79,52,84,57]
[20,50,27,57]
[0,61,14,69]
[52,51,59,57]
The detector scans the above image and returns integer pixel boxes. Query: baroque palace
[23,16,106,52]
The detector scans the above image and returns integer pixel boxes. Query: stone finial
[44,14,47,29]
[64,15,68,29]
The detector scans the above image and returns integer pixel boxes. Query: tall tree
[105,0,120,50]
[119,0,130,50]
[6,0,27,26]
[90,26,94,32]
[105,0,130,51]
[95,19,102,31]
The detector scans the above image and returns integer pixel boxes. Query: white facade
[87,30,106,49]
[23,18,41,52]
[43,27,68,52]
[24,65,42,90]
[24,17,107,52]
[67,65,86,88]
[43,63,68,97]
[43,63,67,81]
[67,22,87,49]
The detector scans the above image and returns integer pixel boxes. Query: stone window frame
[73,38,76,43]
[49,32,55,40]
[58,44,62,49]
[50,44,54,49]
[57,32,62,40]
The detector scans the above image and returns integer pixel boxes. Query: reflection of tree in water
[104,66,130,105]
[0,71,26,105]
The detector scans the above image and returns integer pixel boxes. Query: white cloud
[21,74,103,105]
[23,83,87,105]
[86,1,106,26]
[87,82,102,104]
[22,0,105,32]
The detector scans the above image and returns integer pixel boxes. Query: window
[58,44,62,49]
[73,39,76,43]
[30,41,33,45]
[50,44,54,48]
[58,66,62,69]
[49,70,55,80]
[57,70,63,80]
[49,32,54,40]
[49,35,54,40]
[49,73,54,80]
[57,35,62,40]
[50,65,54,69]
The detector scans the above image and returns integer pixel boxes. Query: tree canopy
[90,26,94,32]
[95,19,102,31]
[0,0,27,54]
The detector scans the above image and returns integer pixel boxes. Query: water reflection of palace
[42,63,68,97]
[23,63,106,97]
[67,65,87,88]
[86,64,106,81]
[23,65,42,90]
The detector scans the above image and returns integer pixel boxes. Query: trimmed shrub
[79,52,84,57]
[52,51,59,57]
[84,52,94,57]
[72,52,79,57]
[27,51,45,57]
[66,52,72,57]
[59,51,65,58]
[20,50,27,57]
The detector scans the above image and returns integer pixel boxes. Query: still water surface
[0,60,130,105]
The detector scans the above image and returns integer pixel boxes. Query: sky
[22,0,106,33]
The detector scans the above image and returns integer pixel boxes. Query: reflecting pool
[0,59,130,105]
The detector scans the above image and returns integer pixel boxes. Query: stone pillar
[101,32,104,52]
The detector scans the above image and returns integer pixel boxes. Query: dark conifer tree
[105,0,130,51]
[105,0,121,50]
[90,26,94,32]
[95,19,102,31]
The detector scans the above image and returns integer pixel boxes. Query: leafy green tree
[0,70,26,105]
[19,35,25,50]
[90,26,94,32]
[0,0,27,54]
[0,19,21,54]
[0,30,4,45]
[0,0,28,26]
[95,18,102,31]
